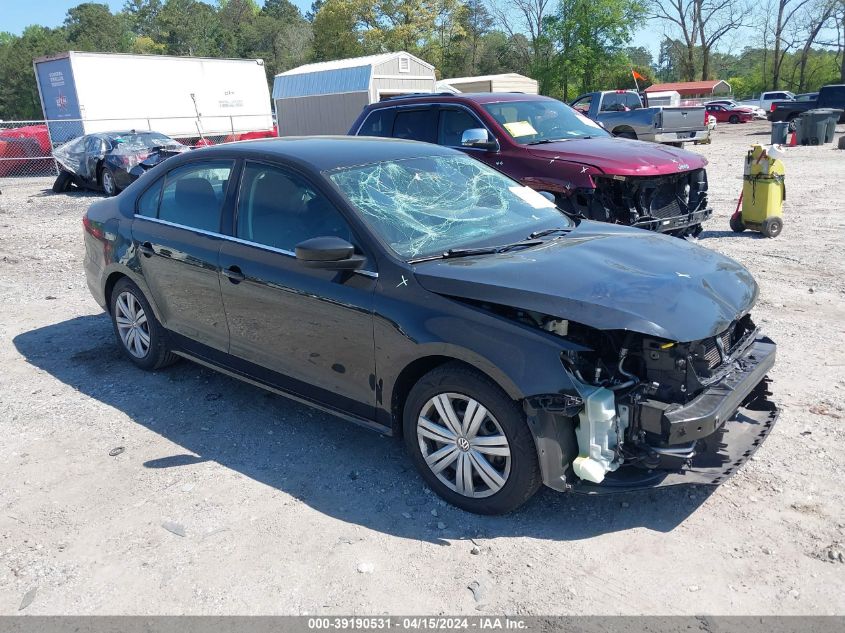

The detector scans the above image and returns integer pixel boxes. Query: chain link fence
[0,114,275,180]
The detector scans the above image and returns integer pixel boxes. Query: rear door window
[155,160,233,233]
[391,108,437,143]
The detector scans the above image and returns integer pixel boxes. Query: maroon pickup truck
[349,93,712,236]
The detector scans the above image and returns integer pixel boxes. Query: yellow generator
[730,144,785,238]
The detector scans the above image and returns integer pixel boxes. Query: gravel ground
[1,121,844,615]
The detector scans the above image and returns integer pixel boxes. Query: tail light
[770,103,776,112]
[704,109,708,125]
[82,214,104,240]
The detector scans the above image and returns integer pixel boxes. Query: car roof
[179,136,459,171]
[371,92,558,107]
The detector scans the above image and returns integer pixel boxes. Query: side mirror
[461,128,498,151]
[295,236,365,270]
[538,191,556,203]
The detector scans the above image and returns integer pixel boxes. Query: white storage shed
[644,90,681,107]
[436,73,539,95]
[272,52,436,136]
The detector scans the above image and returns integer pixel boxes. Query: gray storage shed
[273,52,436,136]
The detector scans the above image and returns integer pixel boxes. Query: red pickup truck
[349,93,712,236]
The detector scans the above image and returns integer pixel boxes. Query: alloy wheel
[115,291,151,358]
[102,170,115,195]
[416,393,511,498]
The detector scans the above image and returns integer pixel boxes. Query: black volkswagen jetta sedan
[82,136,778,514]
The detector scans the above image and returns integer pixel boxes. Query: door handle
[223,265,245,283]
[138,242,154,257]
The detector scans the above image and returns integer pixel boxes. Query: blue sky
[0,0,313,34]
[1,0,666,58]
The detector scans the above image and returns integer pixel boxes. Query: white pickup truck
[739,90,795,112]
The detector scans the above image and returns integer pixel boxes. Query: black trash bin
[771,121,789,145]
[823,109,843,143]
[799,110,828,145]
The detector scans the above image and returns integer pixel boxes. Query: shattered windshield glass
[329,155,572,259]
[482,99,609,143]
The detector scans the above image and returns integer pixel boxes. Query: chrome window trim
[132,215,378,278]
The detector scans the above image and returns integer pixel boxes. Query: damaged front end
[516,310,778,492]
[567,168,712,236]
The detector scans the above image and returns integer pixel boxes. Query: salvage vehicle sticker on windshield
[503,121,538,138]
[509,186,556,209]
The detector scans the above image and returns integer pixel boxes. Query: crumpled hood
[527,137,708,176]
[414,223,758,342]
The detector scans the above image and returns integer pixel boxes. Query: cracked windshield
[482,100,609,144]
[329,155,572,259]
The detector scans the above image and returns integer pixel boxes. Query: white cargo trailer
[33,51,274,142]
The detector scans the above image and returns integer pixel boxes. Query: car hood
[413,223,758,342]
[526,137,708,176]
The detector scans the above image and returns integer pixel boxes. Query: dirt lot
[1,121,844,615]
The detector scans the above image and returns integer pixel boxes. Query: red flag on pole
[632,70,646,81]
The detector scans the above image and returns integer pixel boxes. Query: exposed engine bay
[471,301,776,487]
[565,168,712,236]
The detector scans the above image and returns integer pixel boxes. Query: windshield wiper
[528,227,574,239]
[525,138,568,145]
[443,239,544,259]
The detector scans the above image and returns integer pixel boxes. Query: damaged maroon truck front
[350,92,712,237]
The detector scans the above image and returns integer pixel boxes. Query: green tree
[155,0,221,56]
[311,0,367,61]
[123,0,163,38]
[0,26,69,119]
[544,0,645,99]
[65,3,131,52]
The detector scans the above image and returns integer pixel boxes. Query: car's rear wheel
[52,170,73,193]
[110,278,178,370]
[101,166,117,196]
[615,129,637,140]
[403,363,541,514]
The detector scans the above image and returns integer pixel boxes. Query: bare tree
[649,0,699,80]
[651,0,752,80]
[490,0,552,59]
[796,0,838,89]
[768,0,812,88]
[696,0,753,79]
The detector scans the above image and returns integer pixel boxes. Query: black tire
[730,214,745,233]
[403,362,541,515]
[52,170,72,193]
[101,166,118,196]
[761,216,783,238]
[729,115,740,124]
[109,277,179,370]
[615,129,637,140]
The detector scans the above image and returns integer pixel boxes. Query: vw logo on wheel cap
[456,437,471,452]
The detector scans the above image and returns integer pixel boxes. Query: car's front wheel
[109,278,178,370]
[403,363,541,514]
